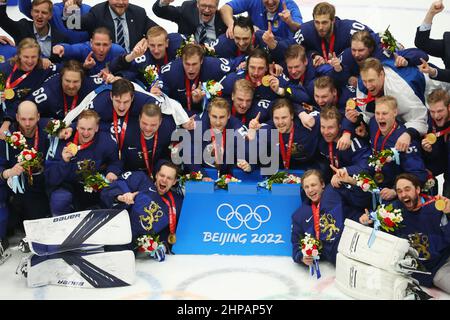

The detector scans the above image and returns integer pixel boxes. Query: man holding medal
[130,161,183,251]
[421,89,450,197]
[45,109,122,216]
[360,173,450,293]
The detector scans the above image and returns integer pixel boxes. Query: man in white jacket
[340,57,429,152]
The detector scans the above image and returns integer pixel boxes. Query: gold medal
[3,88,15,100]
[168,233,177,244]
[261,75,271,87]
[374,172,384,184]
[66,142,78,156]
[435,199,446,211]
[346,98,356,109]
[426,133,437,145]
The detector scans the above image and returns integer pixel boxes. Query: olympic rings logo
[216,203,271,231]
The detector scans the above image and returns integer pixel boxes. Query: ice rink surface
[1,0,450,301]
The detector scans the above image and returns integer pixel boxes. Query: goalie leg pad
[338,219,419,274]
[335,253,429,300]
[23,209,132,255]
[21,250,136,288]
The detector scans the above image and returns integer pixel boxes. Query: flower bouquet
[135,234,166,262]
[379,26,403,55]
[215,174,241,189]
[368,203,403,247]
[76,159,109,193]
[202,80,223,98]
[5,131,26,150]
[368,149,394,172]
[352,172,378,192]
[176,35,196,57]
[179,171,203,186]
[141,64,160,88]
[44,119,67,137]
[422,170,436,194]
[300,233,322,279]
[17,147,43,185]
[257,171,302,190]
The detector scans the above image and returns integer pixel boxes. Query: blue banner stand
[172,179,302,256]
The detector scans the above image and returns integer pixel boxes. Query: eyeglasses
[199,4,217,10]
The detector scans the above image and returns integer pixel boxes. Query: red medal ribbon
[356,92,376,107]
[6,64,31,89]
[161,191,177,235]
[113,110,129,159]
[185,76,199,111]
[311,202,321,240]
[321,33,335,60]
[433,126,450,141]
[328,142,339,168]
[373,122,398,152]
[72,131,95,150]
[414,194,437,210]
[279,126,295,170]
[140,131,158,178]
[63,93,79,116]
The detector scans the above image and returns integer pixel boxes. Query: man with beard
[339,30,428,88]
[220,0,302,39]
[27,60,104,119]
[318,106,371,187]
[52,27,125,75]
[277,2,372,67]
[421,89,450,197]
[359,173,450,294]
[0,101,51,233]
[130,161,184,252]
[221,48,285,102]
[45,109,122,216]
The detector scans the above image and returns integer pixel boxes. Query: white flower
[312,249,319,257]
[84,186,93,193]
[361,183,370,192]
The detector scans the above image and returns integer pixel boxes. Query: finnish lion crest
[408,232,431,260]
[139,201,164,231]
[320,213,340,241]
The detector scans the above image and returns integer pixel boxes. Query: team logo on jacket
[320,213,340,241]
[408,232,431,260]
[140,201,164,231]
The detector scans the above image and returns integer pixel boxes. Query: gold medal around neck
[374,172,384,184]
[3,88,15,100]
[261,75,271,87]
[426,133,437,145]
[66,142,78,156]
[168,233,177,244]
[346,98,356,109]
[435,199,446,211]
